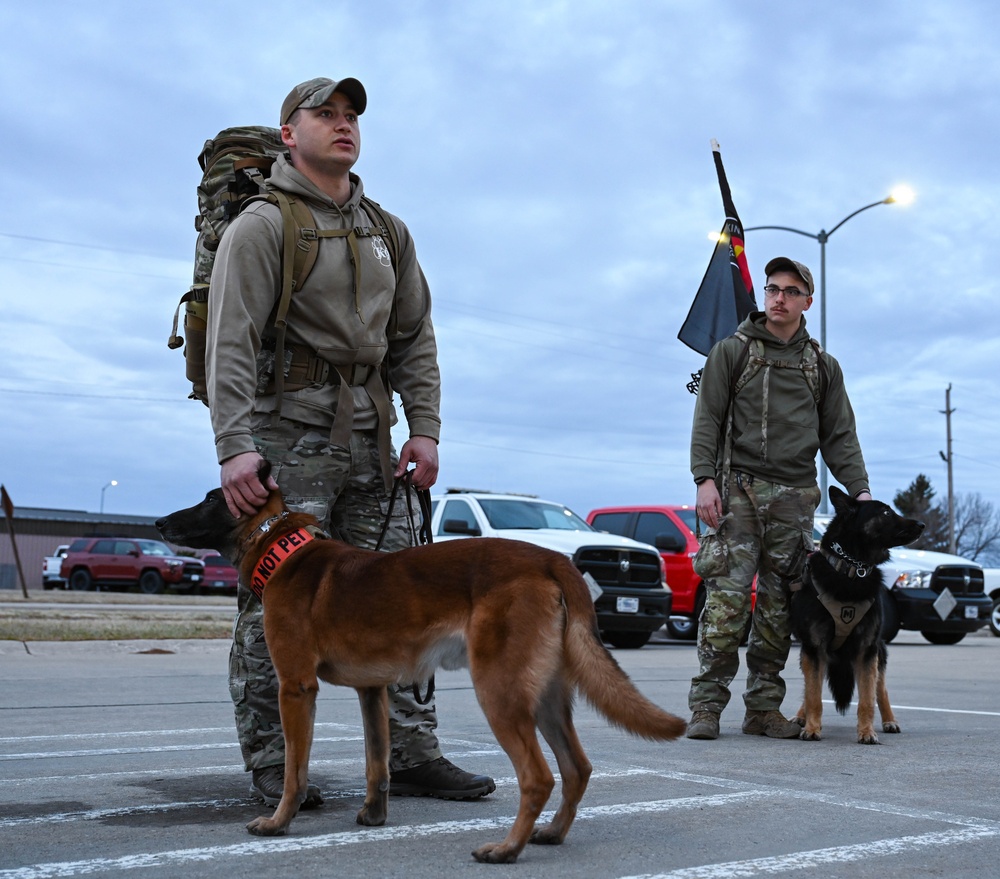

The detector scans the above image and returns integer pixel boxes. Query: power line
[0,230,177,261]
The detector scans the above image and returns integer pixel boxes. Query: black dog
[791,486,924,744]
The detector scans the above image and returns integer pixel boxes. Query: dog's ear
[258,459,273,483]
[829,485,853,514]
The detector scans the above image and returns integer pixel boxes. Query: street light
[745,186,914,513]
[100,480,118,513]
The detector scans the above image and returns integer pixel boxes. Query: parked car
[587,505,703,640]
[813,516,990,644]
[42,545,70,589]
[428,490,671,648]
[59,537,205,594]
[200,552,239,594]
[984,568,1000,637]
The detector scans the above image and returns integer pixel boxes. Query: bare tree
[952,492,1000,564]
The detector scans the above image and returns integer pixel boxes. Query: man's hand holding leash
[396,435,439,490]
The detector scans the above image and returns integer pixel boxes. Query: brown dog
[156,465,685,864]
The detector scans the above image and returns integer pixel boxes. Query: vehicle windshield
[674,507,699,535]
[135,540,175,556]
[477,498,593,531]
[205,554,236,568]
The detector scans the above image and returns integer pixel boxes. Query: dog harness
[793,550,876,650]
[249,526,315,600]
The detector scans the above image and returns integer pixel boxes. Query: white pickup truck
[42,545,70,589]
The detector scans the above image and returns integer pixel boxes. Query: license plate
[965,605,979,619]
[617,597,640,614]
[191,574,201,581]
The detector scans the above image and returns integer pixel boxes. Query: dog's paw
[792,715,806,727]
[799,728,822,741]
[472,842,520,864]
[356,804,387,827]
[246,816,287,836]
[529,825,565,846]
[882,721,901,734]
[857,731,881,745]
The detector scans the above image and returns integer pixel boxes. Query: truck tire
[666,590,704,641]
[666,616,696,640]
[69,569,92,591]
[138,571,165,595]
[880,591,900,643]
[603,630,652,649]
[921,631,965,645]
[990,594,1000,638]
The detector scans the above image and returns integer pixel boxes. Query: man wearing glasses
[685,257,872,741]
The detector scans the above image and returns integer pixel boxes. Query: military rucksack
[168,125,399,406]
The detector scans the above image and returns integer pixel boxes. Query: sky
[2,0,999,530]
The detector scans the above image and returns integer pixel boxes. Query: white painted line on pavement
[2,768,998,878]
[0,791,768,879]
[0,736,362,761]
[618,826,1000,879]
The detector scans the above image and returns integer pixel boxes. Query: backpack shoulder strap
[360,195,399,273]
[806,338,827,406]
[244,188,321,425]
[360,195,401,336]
[730,331,763,398]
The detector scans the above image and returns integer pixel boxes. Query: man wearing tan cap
[686,257,872,741]
[206,77,495,804]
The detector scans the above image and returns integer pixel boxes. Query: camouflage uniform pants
[229,419,442,772]
[688,472,819,715]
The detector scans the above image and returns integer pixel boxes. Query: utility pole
[939,384,956,554]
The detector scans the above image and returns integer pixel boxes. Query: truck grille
[182,561,206,582]
[573,548,662,588]
[930,566,985,596]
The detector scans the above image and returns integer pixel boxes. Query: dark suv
[60,537,205,594]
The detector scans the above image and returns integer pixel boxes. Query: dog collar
[249,527,315,600]
[822,543,871,579]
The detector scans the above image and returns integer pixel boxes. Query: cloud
[2,0,999,528]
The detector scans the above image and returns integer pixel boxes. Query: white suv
[429,489,671,648]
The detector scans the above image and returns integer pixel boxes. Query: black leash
[374,470,434,551]
[374,470,436,705]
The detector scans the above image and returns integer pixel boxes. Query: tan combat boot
[741,709,802,739]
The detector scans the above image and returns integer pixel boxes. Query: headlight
[167,560,182,569]
[893,570,933,589]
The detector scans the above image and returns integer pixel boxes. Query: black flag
[678,140,757,359]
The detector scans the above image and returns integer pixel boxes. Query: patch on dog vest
[250,528,315,599]
[801,557,875,650]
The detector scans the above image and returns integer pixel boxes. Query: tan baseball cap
[764,256,815,295]
[280,77,367,125]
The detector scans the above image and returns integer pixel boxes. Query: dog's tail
[827,659,856,714]
[560,567,686,741]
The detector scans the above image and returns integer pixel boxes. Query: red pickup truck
[587,505,703,639]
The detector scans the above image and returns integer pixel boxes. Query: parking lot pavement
[1,630,998,879]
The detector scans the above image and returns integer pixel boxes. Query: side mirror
[443,519,482,537]
[654,533,685,553]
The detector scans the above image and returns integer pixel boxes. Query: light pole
[100,480,118,513]
[745,186,914,513]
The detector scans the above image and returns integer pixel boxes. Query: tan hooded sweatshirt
[206,154,441,464]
